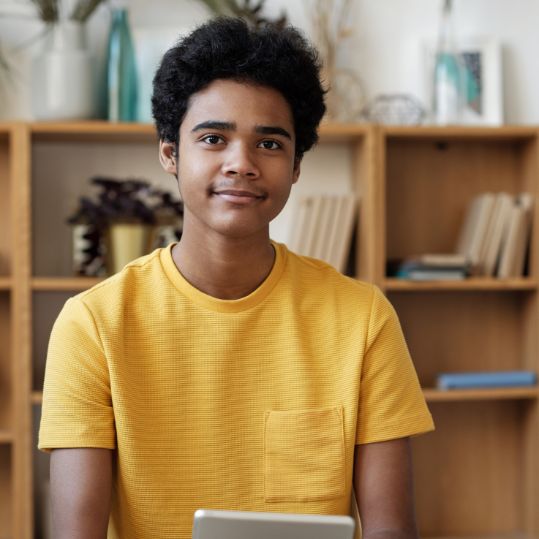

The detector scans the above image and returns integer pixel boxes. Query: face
[159,79,300,242]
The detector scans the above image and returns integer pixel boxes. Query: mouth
[212,189,266,205]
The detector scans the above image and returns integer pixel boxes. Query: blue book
[437,370,537,390]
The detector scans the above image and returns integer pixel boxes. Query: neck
[171,231,276,300]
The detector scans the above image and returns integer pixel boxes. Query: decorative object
[0,0,107,119]
[424,20,503,125]
[197,0,287,29]
[307,0,364,122]
[151,190,184,249]
[106,3,138,122]
[431,0,464,125]
[67,177,183,276]
[360,94,427,125]
[67,195,107,276]
[32,20,94,120]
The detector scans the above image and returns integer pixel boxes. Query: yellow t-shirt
[39,242,434,538]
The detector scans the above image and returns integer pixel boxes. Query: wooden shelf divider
[32,277,104,292]
[384,278,538,292]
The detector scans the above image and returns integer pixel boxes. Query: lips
[212,189,266,204]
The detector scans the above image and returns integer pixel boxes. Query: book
[289,194,358,272]
[303,195,323,257]
[456,192,496,272]
[416,253,468,268]
[312,195,334,260]
[481,192,514,276]
[288,195,311,255]
[497,193,534,278]
[511,193,534,277]
[329,194,358,272]
[436,370,537,390]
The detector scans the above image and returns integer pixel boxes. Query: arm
[353,437,419,539]
[50,448,113,539]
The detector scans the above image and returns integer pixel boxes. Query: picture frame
[423,37,503,125]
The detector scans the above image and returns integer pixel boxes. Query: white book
[511,193,534,277]
[326,196,347,268]
[313,195,337,262]
[456,194,483,259]
[288,196,311,254]
[497,193,534,278]
[459,193,496,273]
[332,195,358,273]
[303,196,324,257]
[482,192,514,276]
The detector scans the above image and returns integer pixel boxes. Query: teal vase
[106,8,137,122]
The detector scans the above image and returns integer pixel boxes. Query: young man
[39,17,434,539]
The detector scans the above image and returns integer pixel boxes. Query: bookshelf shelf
[0,279,12,291]
[32,277,104,292]
[423,387,539,402]
[384,278,538,292]
[0,431,12,444]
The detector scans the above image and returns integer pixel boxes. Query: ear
[159,140,177,175]
[292,158,302,184]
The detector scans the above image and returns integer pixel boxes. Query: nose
[221,142,260,179]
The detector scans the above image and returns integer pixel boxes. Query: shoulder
[278,244,379,314]
[67,247,167,317]
[283,244,376,295]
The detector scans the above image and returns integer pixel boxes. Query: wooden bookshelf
[3,122,538,539]
[381,125,539,538]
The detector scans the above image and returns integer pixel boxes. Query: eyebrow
[191,121,292,140]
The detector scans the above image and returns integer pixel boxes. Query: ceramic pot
[32,21,94,120]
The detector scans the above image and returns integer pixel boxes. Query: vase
[107,223,151,274]
[31,21,95,120]
[432,0,465,124]
[106,7,138,122]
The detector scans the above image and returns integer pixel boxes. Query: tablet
[192,509,355,539]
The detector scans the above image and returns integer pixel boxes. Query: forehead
[181,79,294,132]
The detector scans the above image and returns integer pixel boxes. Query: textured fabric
[39,242,434,539]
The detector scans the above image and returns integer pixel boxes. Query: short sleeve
[38,297,116,452]
[356,286,434,445]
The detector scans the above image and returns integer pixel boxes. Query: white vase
[32,21,95,120]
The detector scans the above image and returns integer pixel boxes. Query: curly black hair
[152,17,326,160]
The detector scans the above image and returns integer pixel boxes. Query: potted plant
[89,177,157,274]
[0,0,108,119]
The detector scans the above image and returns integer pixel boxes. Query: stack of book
[395,253,468,280]
[288,194,358,273]
[393,191,534,280]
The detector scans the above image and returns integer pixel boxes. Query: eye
[200,134,225,145]
[258,139,282,150]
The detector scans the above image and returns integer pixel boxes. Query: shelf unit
[379,126,539,538]
[2,121,538,539]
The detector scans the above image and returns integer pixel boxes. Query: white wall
[1,0,538,123]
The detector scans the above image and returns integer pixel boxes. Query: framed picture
[423,37,503,125]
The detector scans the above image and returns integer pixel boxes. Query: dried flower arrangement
[308,0,364,121]
[197,0,287,29]
[28,0,108,23]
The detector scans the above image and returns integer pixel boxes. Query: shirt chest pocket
[264,406,346,503]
